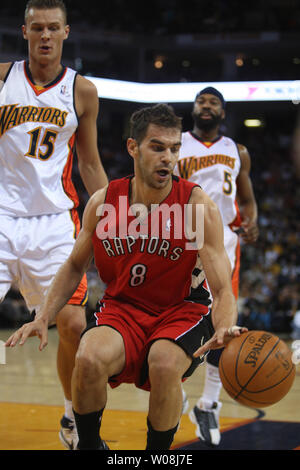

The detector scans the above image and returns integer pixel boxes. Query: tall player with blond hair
[0,0,107,449]
[175,87,258,446]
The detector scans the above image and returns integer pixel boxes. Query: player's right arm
[188,188,247,357]
[0,63,12,81]
[5,186,107,350]
[75,75,108,194]
[236,144,259,243]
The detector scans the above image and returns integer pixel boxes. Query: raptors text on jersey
[92,176,210,314]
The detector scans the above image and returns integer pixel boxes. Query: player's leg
[189,229,240,446]
[19,278,87,449]
[189,348,223,445]
[145,305,213,450]
[18,212,88,449]
[56,305,86,401]
[54,265,89,449]
[0,221,18,316]
[54,210,89,447]
[72,325,126,450]
[147,338,192,450]
[55,302,86,449]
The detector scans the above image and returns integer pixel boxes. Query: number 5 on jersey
[25,126,58,160]
[223,171,233,195]
[130,264,147,287]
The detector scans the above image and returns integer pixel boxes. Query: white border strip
[86,77,300,103]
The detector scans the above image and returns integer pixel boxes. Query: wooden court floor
[0,328,299,451]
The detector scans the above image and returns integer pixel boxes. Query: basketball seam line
[246,364,295,394]
[234,338,281,400]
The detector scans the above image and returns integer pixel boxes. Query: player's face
[22,8,69,64]
[192,94,225,131]
[128,124,181,190]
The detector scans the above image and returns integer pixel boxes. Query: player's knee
[57,306,86,343]
[74,344,105,390]
[58,320,83,344]
[148,347,182,384]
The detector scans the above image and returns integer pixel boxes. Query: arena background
[1,0,299,339]
[0,0,299,453]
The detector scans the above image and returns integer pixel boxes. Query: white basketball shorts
[0,211,87,314]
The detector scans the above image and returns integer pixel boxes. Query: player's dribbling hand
[5,318,48,351]
[193,325,248,358]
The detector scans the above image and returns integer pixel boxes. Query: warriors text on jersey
[175,132,241,228]
[92,176,211,314]
[0,60,79,217]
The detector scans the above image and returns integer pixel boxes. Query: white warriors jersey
[0,60,79,217]
[175,131,242,227]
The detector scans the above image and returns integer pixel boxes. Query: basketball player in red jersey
[6,104,246,450]
[176,87,258,446]
[0,0,107,449]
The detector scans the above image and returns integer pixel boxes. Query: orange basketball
[219,330,296,408]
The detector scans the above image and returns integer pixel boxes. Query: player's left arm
[75,75,108,195]
[236,144,259,243]
[189,189,247,357]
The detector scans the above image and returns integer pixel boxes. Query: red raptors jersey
[92,175,208,314]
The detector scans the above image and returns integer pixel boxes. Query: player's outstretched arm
[5,187,107,351]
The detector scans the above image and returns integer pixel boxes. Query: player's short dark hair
[24,0,67,24]
[129,103,182,144]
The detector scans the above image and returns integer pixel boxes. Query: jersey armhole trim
[187,184,202,204]
[3,62,14,82]
[102,186,110,205]
[235,142,241,158]
[73,72,80,126]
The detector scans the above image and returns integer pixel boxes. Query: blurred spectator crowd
[87,0,300,35]
[237,125,300,336]
[2,0,300,35]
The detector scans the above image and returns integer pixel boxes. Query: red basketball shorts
[84,297,213,391]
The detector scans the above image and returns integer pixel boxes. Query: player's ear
[127,138,139,160]
[64,24,70,40]
[22,24,28,40]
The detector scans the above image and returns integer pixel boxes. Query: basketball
[219,330,296,408]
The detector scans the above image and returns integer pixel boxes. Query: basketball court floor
[0,327,299,452]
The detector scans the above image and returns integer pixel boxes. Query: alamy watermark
[95,196,205,250]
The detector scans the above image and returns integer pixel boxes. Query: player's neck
[192,126,219,142]
[27,58,63,87]
[130,177,172,210]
